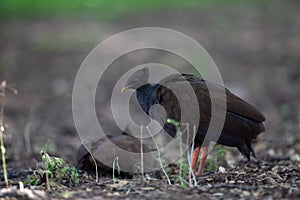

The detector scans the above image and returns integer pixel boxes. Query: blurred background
[0,0,299,168]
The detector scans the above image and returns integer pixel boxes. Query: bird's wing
[157,73,265,123]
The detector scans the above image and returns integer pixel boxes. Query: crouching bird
[121,67,266,176]
[76,132,151,177]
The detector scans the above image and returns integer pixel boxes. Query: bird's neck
[136,84,156,114]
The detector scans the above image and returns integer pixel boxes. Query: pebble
[213,193,224,197]
[218,166,226,173]
[242,191,251,196]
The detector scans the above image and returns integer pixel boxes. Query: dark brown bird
[122,68,266,176]
[76,132,151,177]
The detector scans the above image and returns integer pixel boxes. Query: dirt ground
[1,158,299,199]
[0,1,300,199]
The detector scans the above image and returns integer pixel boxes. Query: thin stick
[0,81,8,187]
[112,156,120,183]
[85,143,99,183]
[146,125,171,185]
[90,153,99,183]
[24,104,34,154]
[177,128,183,186]
[191,125,197,185]
[140,125,144,180]
[187,125,197,186]
[45,173,50,190]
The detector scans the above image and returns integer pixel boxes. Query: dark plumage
[122,67,266,175]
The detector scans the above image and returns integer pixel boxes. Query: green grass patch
[0,0,273,20]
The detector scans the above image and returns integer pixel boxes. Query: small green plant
[214,145,227,162]
[204,157,218,172]
[166,118,200,187]
[167,118,191,187]
[173,162,189,188]
[167,119,185,186]
[0,81,17,187]
[290,154,300,162]
[204,145,227,173]
[24,149,79,190]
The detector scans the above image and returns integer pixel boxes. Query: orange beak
[121,86,129,92]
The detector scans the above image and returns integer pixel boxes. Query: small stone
[242,191,251,196]
[237,180,245,184]
[213,193,224,197]
[106,192,120,197]
[218,166,226,173]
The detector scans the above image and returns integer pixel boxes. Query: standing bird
[122,68,266,176]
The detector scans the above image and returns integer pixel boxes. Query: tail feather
[217,133,256,161]
[237,142,251,161]
[247,141,256,158]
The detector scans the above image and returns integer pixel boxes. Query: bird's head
[121,67,149,92]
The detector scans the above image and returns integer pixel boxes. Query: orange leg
[196,146,208,176]
[191,146,200,171]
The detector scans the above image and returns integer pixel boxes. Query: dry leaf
[107,180,128,188]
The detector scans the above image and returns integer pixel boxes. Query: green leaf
[290,154,300,162]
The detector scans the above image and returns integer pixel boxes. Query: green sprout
[204,145,227,173]
[24,149,79,190]
[167,118,189,187]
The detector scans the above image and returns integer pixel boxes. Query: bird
[121,67,266,176]
[76,132,151,177]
